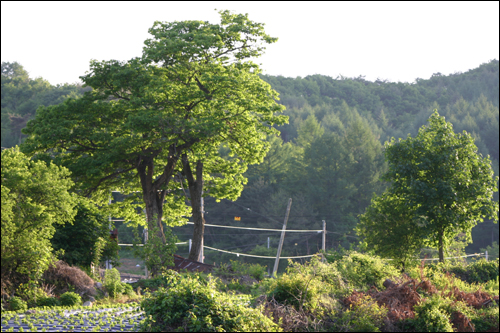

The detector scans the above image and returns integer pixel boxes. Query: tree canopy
[1,147,77,288]
[358,111,498,263]
[21,10,286,273]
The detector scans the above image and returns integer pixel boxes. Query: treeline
[187,60,499,266]
[2,60,498,268]
[1,62,91,148]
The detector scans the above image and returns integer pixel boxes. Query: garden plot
[1,305,145,332]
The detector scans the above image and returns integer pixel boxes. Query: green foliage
[481,241,499,261]
[371,111,498,262]
[328,251,399,290]
[122,283,136,298]
[336,294,388,332]
[15,283,48,308]
[266,257,339,312]
[1,147,77,291]
[36,296,59,308]
[446,258,499,284]
[50,200,120,269]
[268,272,327,312]
[470,306,499,332]
[414,295,454,332]
[104,268,124,298]
[21,10,287,272]
[1,61,89,148]
[133,221,177,277]
[140,273,280,332]
[357,192,426,270]
[8,297,27,312]
[229,260,267,281]
[59,292,82,307]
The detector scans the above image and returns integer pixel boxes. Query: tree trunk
[182,154,205,261]
[438,230,444,263]
[136,151,179,275]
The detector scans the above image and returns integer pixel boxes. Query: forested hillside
[2,60,498,267]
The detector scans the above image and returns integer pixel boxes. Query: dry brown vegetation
[41,260,97,297]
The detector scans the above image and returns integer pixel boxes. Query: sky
[1,1,499,86]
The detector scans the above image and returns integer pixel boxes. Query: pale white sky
[2,1,499,86]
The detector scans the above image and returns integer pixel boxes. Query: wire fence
[116,221,493,262]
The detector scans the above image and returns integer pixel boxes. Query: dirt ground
[116,258,146,276]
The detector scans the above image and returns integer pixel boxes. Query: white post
[199,195,204,263]
[485,250,488,261]
[272,198,292,277]
[189,239,192,253]
[322,220,326,263]
[106,196,112,270]
[144,227,148,278]
[267,237,270,249]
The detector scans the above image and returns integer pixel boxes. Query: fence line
[203,245,320,259]
[185,221,322,232]
[118,242,188,247]
[383,253,485,261]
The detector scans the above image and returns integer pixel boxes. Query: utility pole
[272,198,292,277]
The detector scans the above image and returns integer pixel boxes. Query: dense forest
[2,60,498,269]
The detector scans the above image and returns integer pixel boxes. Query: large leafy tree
[1,147,77,291]
[22,10,286,272]
[359,111,498,262]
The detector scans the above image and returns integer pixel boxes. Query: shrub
[414,295,453,332]
[59,291,82,306]
[9,296,27,311]
[230,260,267,281]
[337,293,388,332]
[36,296,59,307]
[140,273,279,332]
[442,258,499,284]
[332,251,399,290]
[122,283,136,298]
[104,268,124,298]
[15,283,49,308]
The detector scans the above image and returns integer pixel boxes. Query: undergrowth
[2,253,498,332]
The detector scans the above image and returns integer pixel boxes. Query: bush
[414,295,453,332]
[36,296,59,307]
[443,258,499,284]
[122,283,136,298]
[230,260,267,281]
[15,283,49,308]
[331,251,400,290]
[337,293,388,332]
[268,272,327,312]
[9,296,27,311]
[59,291,82,306]
[104,268,124,298]
[140,273,279,332]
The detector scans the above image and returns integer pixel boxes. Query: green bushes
[434,258,499,284]
[15,283,48,308]
[104,268,124,298]
[59,292,82,306]
[414,295,454,332]
[36,296,59,307]
[140,272,279,332]
[336,294,388,332]
[329,251,400,290]
[9,297,27,311]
